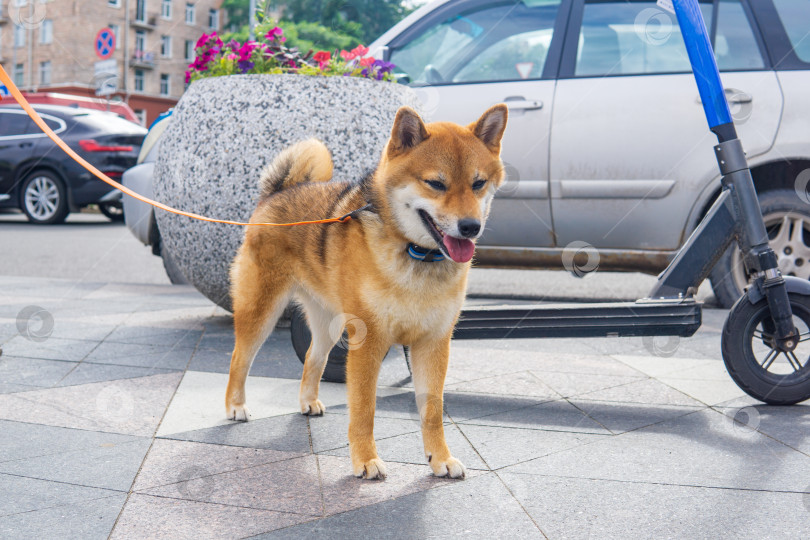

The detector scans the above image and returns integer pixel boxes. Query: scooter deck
[454,299,702,340]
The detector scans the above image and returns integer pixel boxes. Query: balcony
[130,13,158,31]
[130,50,155,69]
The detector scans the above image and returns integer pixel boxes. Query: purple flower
[237,60,254,73]
[372,59,395,74]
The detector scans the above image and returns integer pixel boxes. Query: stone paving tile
[0,336,99,362]
[0,372,182,436]
[326,390,431,421]
[458,399,610,435]
[132,439,307,491]
[569,400,704,434]
[84,342,195,370]
[445,371,561,399]
[0,437,152,491]
[163,413,312,453]
[712,403,810,455]
[319,423,489,471]
[0,473,120,516]
[316,455,473,515]
[0,420,141,463]
[189,347,305,380]
[0,382,39,394]
[254,473,542,539]
[46,321,117,342]
[501,408,810,491]
[142,455,323,515]
[57,362,179,387]
[455,423,607,470]
[111,494,311,540]
[0,356,78,388]
[0,493,126,540]
[103,326,202,347]
[443,391,551,423]
[574,377,705,407]
[611,354,724,379]
[657,376,748,406]
[529,370,646,399]
[499,473,810,539]
[308,413,424,453]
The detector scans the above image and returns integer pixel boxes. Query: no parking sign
[95,28,116,60]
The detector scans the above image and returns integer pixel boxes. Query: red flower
[313,50,331,69]
[359,57,374,67]
[340,50,355,61]
[351,45,369,57]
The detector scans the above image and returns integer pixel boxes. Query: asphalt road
[0,208,717,305]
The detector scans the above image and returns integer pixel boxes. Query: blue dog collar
[408,243,445,262]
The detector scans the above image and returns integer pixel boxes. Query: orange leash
[0,66,352,227]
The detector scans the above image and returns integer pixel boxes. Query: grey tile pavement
[0,276,808,539]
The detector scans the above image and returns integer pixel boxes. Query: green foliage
[283,0,411,43]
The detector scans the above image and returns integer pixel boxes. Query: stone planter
[154,74,422,311]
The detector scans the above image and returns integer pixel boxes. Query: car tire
[20,171,69,225]
[161,247,189,285]
[98,202,125,222]
[710,189,810,308]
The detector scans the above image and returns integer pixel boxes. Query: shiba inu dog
[225,104,507,480]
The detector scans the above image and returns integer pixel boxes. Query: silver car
[126,0,810,308]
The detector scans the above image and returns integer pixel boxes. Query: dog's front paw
[428,455,466,479]
[353,458,387,480]
[300,399,325,416]
[226,403,251,422]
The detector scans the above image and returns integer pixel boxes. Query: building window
[160,73,170,96]
[39,20,52,44]
[185,2,194,24]
[207,8,218,29]
[160,35,171,58]
[39,61,51,85]
[108,0,120,7]
[14,24,25,48]
[13,64,24,86]
[108,24,120,46]
[184,39,193,61]
[135,0,146,22]
[134,69,144,92]
[161,0,171,19]
[135,109,146,126]
[135,30,146,54]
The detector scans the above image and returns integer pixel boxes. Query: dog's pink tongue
[443,236,475,263]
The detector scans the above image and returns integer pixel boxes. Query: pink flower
[195,33,209,49]
[236,41,259,62]
[359,56,374,67]
[184,71,191,83]
[340,50,355,61]
[265,26,284,41]
[351,45,369,57]
[227,53,237,60]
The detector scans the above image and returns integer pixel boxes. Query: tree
[283,0,411,44]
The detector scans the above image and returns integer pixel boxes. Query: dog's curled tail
[259,139,333,197]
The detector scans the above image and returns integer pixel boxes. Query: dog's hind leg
[296,294,340,416]
[225,251,293,422]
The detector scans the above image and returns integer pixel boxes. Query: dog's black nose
[458,218,481,238]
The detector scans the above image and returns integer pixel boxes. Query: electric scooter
[291,0,810,405]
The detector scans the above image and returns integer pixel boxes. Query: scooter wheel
[722,291,810,405]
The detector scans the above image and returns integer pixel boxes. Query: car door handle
[18,142,33,148]
[504,98,543,111]
[696,88,752,104]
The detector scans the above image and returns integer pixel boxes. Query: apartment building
[0,0,223,125]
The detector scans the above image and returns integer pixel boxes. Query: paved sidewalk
[0,276,808,539]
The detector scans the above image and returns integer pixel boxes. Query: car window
[0,111,37,137]
[771,0,810,63]
[575,0,762,77]
[389,0,562,85]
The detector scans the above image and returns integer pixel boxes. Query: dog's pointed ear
[388,107,429,157]
[470,104,508,154]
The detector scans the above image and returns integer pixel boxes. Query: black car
[0,104,146,224]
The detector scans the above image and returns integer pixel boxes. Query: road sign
[0,85,9,98]
[94,60,119,96]
[95,28,116,60]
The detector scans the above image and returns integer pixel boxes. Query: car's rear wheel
[710,190,810,308]
[98,202,124,222]
[21,171,69,225]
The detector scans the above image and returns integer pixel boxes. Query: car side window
[0,111,36,137]
[575,0,762,77]
[771,0,810,63]
[389,1,562,85]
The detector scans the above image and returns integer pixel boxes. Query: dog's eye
[472,179,487,191]
[424,180,446,191]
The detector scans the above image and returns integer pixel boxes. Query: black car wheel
[98,202,125,222]
[21,171,69,225]
[710,190,810,308]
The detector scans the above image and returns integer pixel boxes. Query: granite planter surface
[153,74,423,310]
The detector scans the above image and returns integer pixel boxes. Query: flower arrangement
[185,23,396,85]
